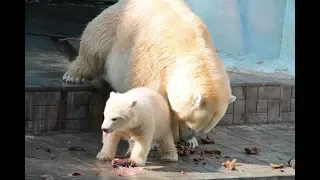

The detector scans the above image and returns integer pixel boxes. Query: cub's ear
[109,91,116,97]
[131,100,137,107]
[194,93,204,107]
[229,95,236,104]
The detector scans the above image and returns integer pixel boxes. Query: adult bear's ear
[194,93,204,107]
[229,95,236,104]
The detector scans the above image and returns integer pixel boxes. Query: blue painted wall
[184,0,295,79]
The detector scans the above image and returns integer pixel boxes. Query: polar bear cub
[96,87,178,166]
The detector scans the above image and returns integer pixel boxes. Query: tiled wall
[219,85,295,125]
[25,84,295,133]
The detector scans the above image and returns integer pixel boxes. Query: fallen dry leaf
[200,136,215,144]
[177,144,196,156]
[177,144,196,152]
[222,159,237,170]
[112,158,136,167]
[116,167,143,176]
[270,163,284,169]
[67,172,83,176]
[178,149,191,156]
[203,149,221,155]
[244,147,260,155]
[190,149,196,154]
[288,159,295,169]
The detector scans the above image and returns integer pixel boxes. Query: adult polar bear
[62,0,236,148]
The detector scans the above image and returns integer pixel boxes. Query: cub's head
[101,92,138,134]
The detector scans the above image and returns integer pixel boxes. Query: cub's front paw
[186,137,198,149]
[96,151,115,161]
[130,156,146,166]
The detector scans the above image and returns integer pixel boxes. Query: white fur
[96,87,178,166]
[62,0,236,149]
[104,44,132,93]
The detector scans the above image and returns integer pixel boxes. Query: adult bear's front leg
[62,46,104,84]
[179,123,198,149]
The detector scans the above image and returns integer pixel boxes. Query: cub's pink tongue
[103,131,108,137]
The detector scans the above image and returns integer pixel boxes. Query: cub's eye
[111,118,118,121]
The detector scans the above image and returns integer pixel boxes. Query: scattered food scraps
[200,136,215,144]
[112,158,136,168]
[222,159,237,170]
[178,149,190,156]
[177,144,184,150]
[288,159,295,169]
[177,144,195,152]
[190,149,196,154]
[204,149,221,155]
[67,172,83,176]
[67,146,85,151]
[116,167,143,177]
[244,147,260,155]
[180,171,185,174]
[270,163,284,169]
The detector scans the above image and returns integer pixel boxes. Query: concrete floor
[25,123,295,179]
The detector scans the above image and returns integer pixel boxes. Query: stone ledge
[25,91,108,133]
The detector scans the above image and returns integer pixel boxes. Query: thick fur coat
[63,0,236,147]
